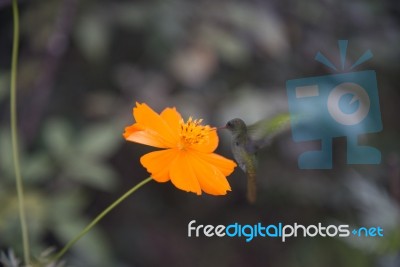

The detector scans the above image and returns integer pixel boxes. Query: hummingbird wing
[246,113,291,152]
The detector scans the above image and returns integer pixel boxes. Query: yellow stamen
[178,117,212,149]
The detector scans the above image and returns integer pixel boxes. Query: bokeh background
[1,0,400,266]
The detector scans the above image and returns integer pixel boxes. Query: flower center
[178,117,211,149]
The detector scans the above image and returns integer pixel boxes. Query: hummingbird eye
[227,121,233,128]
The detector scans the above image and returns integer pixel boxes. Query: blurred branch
[21,0,78,144]
[10,0,30,263]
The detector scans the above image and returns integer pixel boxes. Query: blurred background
[1,0,400,266]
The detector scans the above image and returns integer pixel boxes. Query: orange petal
[140,149,178,182]
[133,103,178,146]
[169,151,202,195]
[191,150,237,176]
[188,152,231,195]
[190,128,218,153]
[160,107,182,137]
[124,124,169,148]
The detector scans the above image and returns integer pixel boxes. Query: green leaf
[74,14,110,63]
[49,190,111,266]
[53,219,111,266]
[0,74,9,102]
[77,123,122,159]
[48,189,87,220]
[22,152,54,183]
[64,158,117,191]
[43,120,74,160]
[0,130,14,177]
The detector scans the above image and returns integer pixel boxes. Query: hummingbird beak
[217,125,227,130]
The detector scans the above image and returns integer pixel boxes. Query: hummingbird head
[224,118,247,134]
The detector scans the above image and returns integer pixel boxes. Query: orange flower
[123,102,237,195]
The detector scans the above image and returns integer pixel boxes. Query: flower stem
[53,177,153,261]
[10,0,31,264]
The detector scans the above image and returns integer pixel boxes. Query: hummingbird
[223,114,291,204]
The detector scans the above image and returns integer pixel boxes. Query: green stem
[53,177,153,261]
[10,0,31,264]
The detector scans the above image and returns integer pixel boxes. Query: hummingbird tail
[246,171,257,204]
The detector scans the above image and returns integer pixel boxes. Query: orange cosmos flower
[123,102,237,195]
